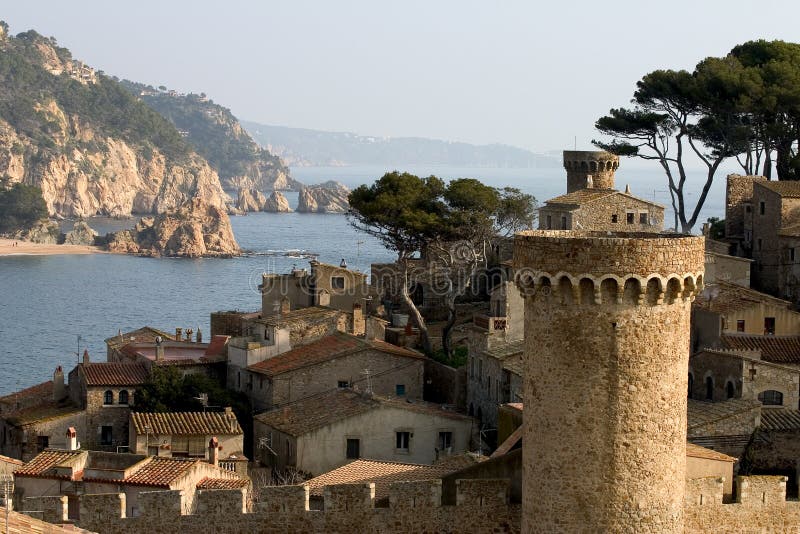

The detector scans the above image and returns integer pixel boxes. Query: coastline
[0,238,106,257]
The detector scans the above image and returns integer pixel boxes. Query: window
[611,214,618,223]
[705,377,714,400]
[760,201,765,215]
[546,215,552,229]
[758,390,784,406]
[237,372,241,389]
[171,436,189,456]
[764,317,776,335]
[395,384,406,396]
[103,390,113,405]
[560,216,567,229]
[36,435,49,452]
[331,276,345,290]
[626,212,634,224]
[639,212,648,224]
[260,376,264,390]
[338,380,350,389]
[746,205,752,213]
[438,431,453,451]
[395,431,410,453]
[346,438,360,459]
[737,320,745,332]
[118,390,129,405]
[188,437,206,457]
[101,426,113,446]
[792,248,796,262]
[726,381,735,399]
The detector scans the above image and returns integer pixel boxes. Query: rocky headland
[296,181,350,213]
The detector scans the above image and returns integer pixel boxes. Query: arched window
[758,390,784,406]
[705,377,713,400]
[726,382,735,399]
[688,373,694,399]
[103,390,113,405]
[119,390,129,405]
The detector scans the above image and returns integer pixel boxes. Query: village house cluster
[6,151,800,532]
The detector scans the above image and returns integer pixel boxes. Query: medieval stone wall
[724,174,765,241]
[563,150,619,192]
[540,193,664,232]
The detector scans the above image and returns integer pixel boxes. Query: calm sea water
[0,164,729,395]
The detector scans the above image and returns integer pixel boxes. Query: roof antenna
[362,368,373,394]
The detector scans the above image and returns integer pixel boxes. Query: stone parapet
[563,150,619,192]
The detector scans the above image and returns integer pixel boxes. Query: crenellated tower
[563,150,619,192]
[513,231,704,533]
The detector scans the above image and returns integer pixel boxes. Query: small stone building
[253,389,473,477]
[466,338,523,432]
[687,398,762,459]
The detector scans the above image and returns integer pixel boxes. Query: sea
[0,164,730,395]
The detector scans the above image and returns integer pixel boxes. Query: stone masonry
[563,150,619,192]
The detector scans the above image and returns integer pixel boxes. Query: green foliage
[496,187,538,236]
[0,183,48,232]
[431,345,468,368]
[706,217,725,240]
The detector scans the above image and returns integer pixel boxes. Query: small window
[395,384,406,396]
[705,377,714,400]
[611,214,618,223]
[331,276,345,290]
[792,248,796,262]
[103,390,113,405]
[172,436,189,456]
[560,216,567,229]
[346,438,360,459]
[726,381,735,399]
[626,212,634,224]
[758,390,783,406]
[639,212,648,224]
[737,320,745,332]
[470,358,474,378]
[760,201,765,215]
[396,431,410,452]
[438,431,453,451]
[101,425,113,446]
[546,215,552,230]
[118,390,129,405]
[338,380,350,389]
[746,205,752,213]
[36,435,49,452]
[765,317,776,335]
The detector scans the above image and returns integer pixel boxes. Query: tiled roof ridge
[131,410,243,436]
[687,398,762,429]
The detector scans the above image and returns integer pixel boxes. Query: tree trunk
[441,293,457,358]
[399,260,432,354]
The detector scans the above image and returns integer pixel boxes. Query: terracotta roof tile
[248,332,423,377]
[685,442,736,462]
[758,180,800,198]
[760,408,800,431]
[0,453,24,466]
[0,380,52,405]
[544,188,617,206]
[196,477,250,489]
[694,281,793,315]
[106,326,173,348]
[14,449,85,479]
[687,399,762,430]
[122,457,197,487]
[6,510,85,533]
[4,401,83,427]
[131,411,243,436]
[81,362,149,386]
[204,335,230,356]
[720,334,800,364]
[258,306,342,327]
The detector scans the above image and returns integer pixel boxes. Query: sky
[3,1,800,153]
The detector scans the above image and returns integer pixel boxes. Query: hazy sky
[3,1,800,152]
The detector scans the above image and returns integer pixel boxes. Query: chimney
[66,427,79,451]
[196,327,203,344]
[280,297,291,315]
[53,366,66,402]
[208,437,219,467]
[175,327,182,341]
[82,349,90,364]
[186,328,193,342]
[155,335,164,361]
[625,184,631,194]
[586,175,594,189]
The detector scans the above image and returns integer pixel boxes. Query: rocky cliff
[296,181,350,213]
[0,30,230,219]
[106,198,239,257]
[263,191,292,212]
[236,188,267,212]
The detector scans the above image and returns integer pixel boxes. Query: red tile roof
[81,362,149,386]
[248,332,424,377]
[720,334,800,364]
[760,408,800,431]
[0,453,24,466]
[694,281,793,315]
[196,477,250,489]
[106,326,173,348]
[122,457,197,487]
[131,411,243,436]
[14,449,85,479]
[6,510,84,533]
[0,380,52,405]
[204,335,230,357]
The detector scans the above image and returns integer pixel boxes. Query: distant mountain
[241,122,560,168]
[120,82,302,193]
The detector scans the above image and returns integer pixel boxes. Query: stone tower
[513,231,704,532]
[563,150,619,192]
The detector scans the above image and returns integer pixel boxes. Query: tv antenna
[361,368,373,394]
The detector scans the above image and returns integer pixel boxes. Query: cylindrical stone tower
[513,231,704,533]
[563,150,619,192]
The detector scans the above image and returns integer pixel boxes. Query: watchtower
[563,150,619,192]
[513,231,704,532]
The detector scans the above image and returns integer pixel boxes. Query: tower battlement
[563,150,619,192]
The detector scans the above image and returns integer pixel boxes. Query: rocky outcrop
[237,188,267,212]
[15,219,61,244]
[296,181,350,214]
[106,198,240,257]
[63,220,98,245]
[263,191,292,213]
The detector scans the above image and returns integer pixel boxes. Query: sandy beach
[0,238,105,256]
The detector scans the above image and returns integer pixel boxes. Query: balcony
[473,315,508,333]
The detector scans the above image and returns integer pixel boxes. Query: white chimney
[155,336,164,361]
[586,175,593,189]
[625,184,631,194]
[208,436,219,467]
[66,427,79,451]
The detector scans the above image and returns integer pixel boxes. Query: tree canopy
[0,183,48,233]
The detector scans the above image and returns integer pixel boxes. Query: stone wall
[422,359,466,410]
[562,150,619,192]
[724,174,766,241]
[539,192,664,232]
[84,387,133,451]
[752,185,786,294]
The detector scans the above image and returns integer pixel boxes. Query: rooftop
[543,188,661,208]
[14,449,85,479]
[685,442,736,462]
[120,339,227,366]
[121,456,198,487]
[720,334,800,364]
[255,306,343,328]
[5,509,86,533]
[0,380,52,406]
[694,281,794,315]
[255,389,470,437]
[759,408,800,431]
[687,398,762,430]
[131,411,243,436]
[248,332,423,377]
[81,362,149,386]
[196,477,250,489]
[105,326,173,349]
[757,180,800,198]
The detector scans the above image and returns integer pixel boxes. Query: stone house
[748,409,800,497]
[687,398,762,459]
[105,326,174,361]
[260,260,372,315]
[14,443,247,519]
[233,332,426,412]
[253,389,474,477]
[129,410,247,475]
[704,238,752,287]
[0,452,23,475]
[466,338,523,432]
